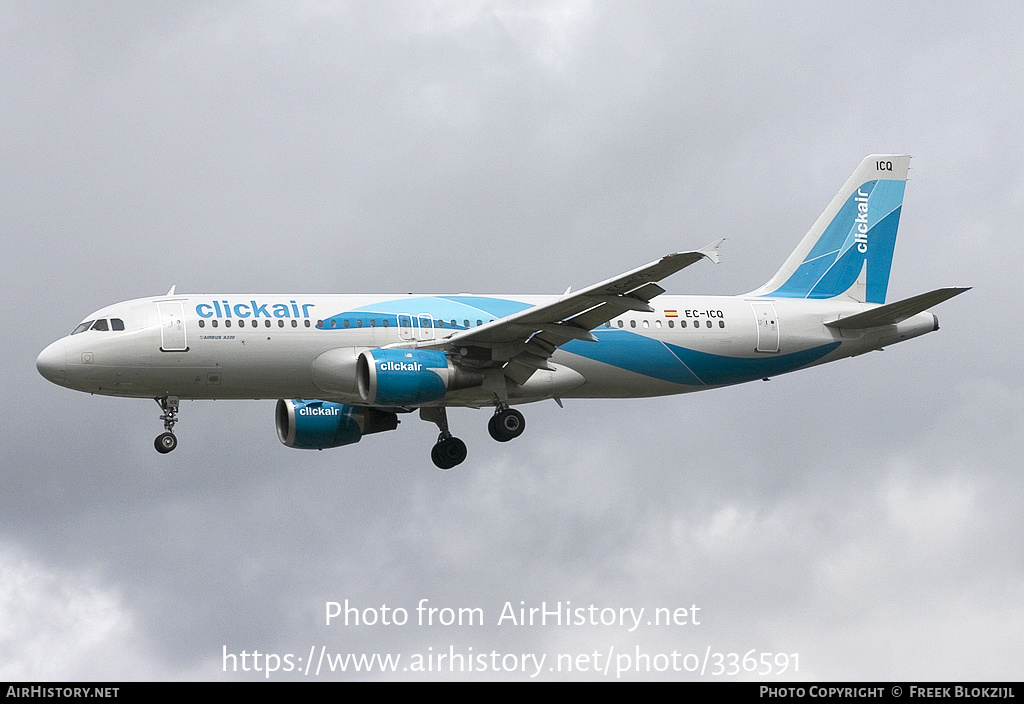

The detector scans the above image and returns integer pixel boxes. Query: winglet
[698,238,724,265]
[166,285,176,296]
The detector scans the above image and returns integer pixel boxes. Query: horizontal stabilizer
[824,287,970,329]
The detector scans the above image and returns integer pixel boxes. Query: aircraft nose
[37,340,67,386]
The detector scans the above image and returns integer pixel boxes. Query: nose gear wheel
[154,397,180,454]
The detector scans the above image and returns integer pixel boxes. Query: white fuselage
[37,292,938,407]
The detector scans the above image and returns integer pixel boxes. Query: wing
[401,240,723,385]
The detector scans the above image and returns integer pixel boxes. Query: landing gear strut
[420,407,467,470]
[488,404,525,442]
[154,396,179,454]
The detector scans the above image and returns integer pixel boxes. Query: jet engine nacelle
[276,399,398,450]
[357,348,482,406]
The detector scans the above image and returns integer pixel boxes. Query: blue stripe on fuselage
[564,330,840,386]
[311,296,840,386]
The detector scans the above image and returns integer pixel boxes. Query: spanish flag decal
[664,310,678,317]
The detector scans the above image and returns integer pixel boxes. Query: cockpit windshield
[70,318,125,335]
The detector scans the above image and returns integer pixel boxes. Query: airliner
[37,155,967,469]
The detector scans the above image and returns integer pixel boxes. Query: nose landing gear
[154,396,179,454]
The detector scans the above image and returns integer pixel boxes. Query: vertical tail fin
[750,154,910,303]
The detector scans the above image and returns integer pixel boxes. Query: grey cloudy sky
[2,0,1021,681]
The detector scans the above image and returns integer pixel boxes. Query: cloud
[0,542,197,680]
[4,0,1022,681]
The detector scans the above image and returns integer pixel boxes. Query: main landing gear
[488,404,526,442]
[431,435,468,471]
[154,396,179,454]
[421,404,527,470]
[420,407,466,470]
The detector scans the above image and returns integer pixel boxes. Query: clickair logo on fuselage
[854,188,870,253]
[195,300,316,319]
[379,361,423,372]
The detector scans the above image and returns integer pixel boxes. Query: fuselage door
[417,313,435,341]
[750,301,779,353]
[157,302,188,352]
[398,314,414,341]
